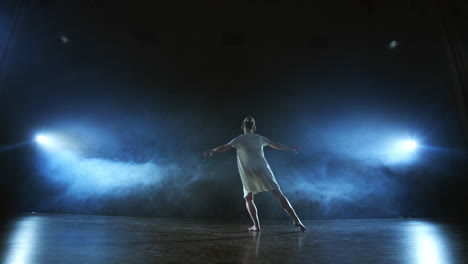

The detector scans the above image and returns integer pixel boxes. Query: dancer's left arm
[204,144,233,157]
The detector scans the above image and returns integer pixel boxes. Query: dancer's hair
[241,116,256,132]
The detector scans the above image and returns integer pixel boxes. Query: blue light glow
[399,140,418,151]
[304,116,422,165]
[32,115,430,218]
[33,122,199,213]
[35,135,50,145]
[34,132,80,152]
[383,138,420,164]
[38,148,182,197]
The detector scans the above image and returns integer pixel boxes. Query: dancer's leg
[271,189,306,231]
[245,192,260,231]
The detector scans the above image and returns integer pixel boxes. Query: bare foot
[294,222,306,232]
[248,226,260,232]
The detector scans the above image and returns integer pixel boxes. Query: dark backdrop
[0,0,467,220]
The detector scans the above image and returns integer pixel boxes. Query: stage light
[399,140,418,151]
[35,135,50,145]
[388,40,399,49]
[379,138,420,164]
[60,35,69,44]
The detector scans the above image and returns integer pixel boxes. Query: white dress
[228,133,280,197]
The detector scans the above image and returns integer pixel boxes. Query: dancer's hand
[203,150,214,157]
[291,146,301,154]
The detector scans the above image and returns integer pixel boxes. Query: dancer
[204,116,306,232]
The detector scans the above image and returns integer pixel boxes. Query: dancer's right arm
[204,144,233,157]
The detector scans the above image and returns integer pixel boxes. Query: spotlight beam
[0,141,31,153]
[0,133,58,154]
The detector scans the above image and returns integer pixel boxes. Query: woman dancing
[204,116,306,232]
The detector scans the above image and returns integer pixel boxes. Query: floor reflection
[241,232,261,263]
[407,221,452,264]
[3,216,41,264]
[241,231,305,264]
[0,215,466,264]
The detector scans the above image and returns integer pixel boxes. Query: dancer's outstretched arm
[267,141,300,153]
[204,144,233,157]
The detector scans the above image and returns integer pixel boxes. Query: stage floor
[0,214,467,264]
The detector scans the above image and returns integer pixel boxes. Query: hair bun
[241,116,256,131]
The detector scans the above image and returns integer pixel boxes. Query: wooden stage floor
[1,213,467,263]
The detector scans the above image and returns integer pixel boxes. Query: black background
[0,0,467,220]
